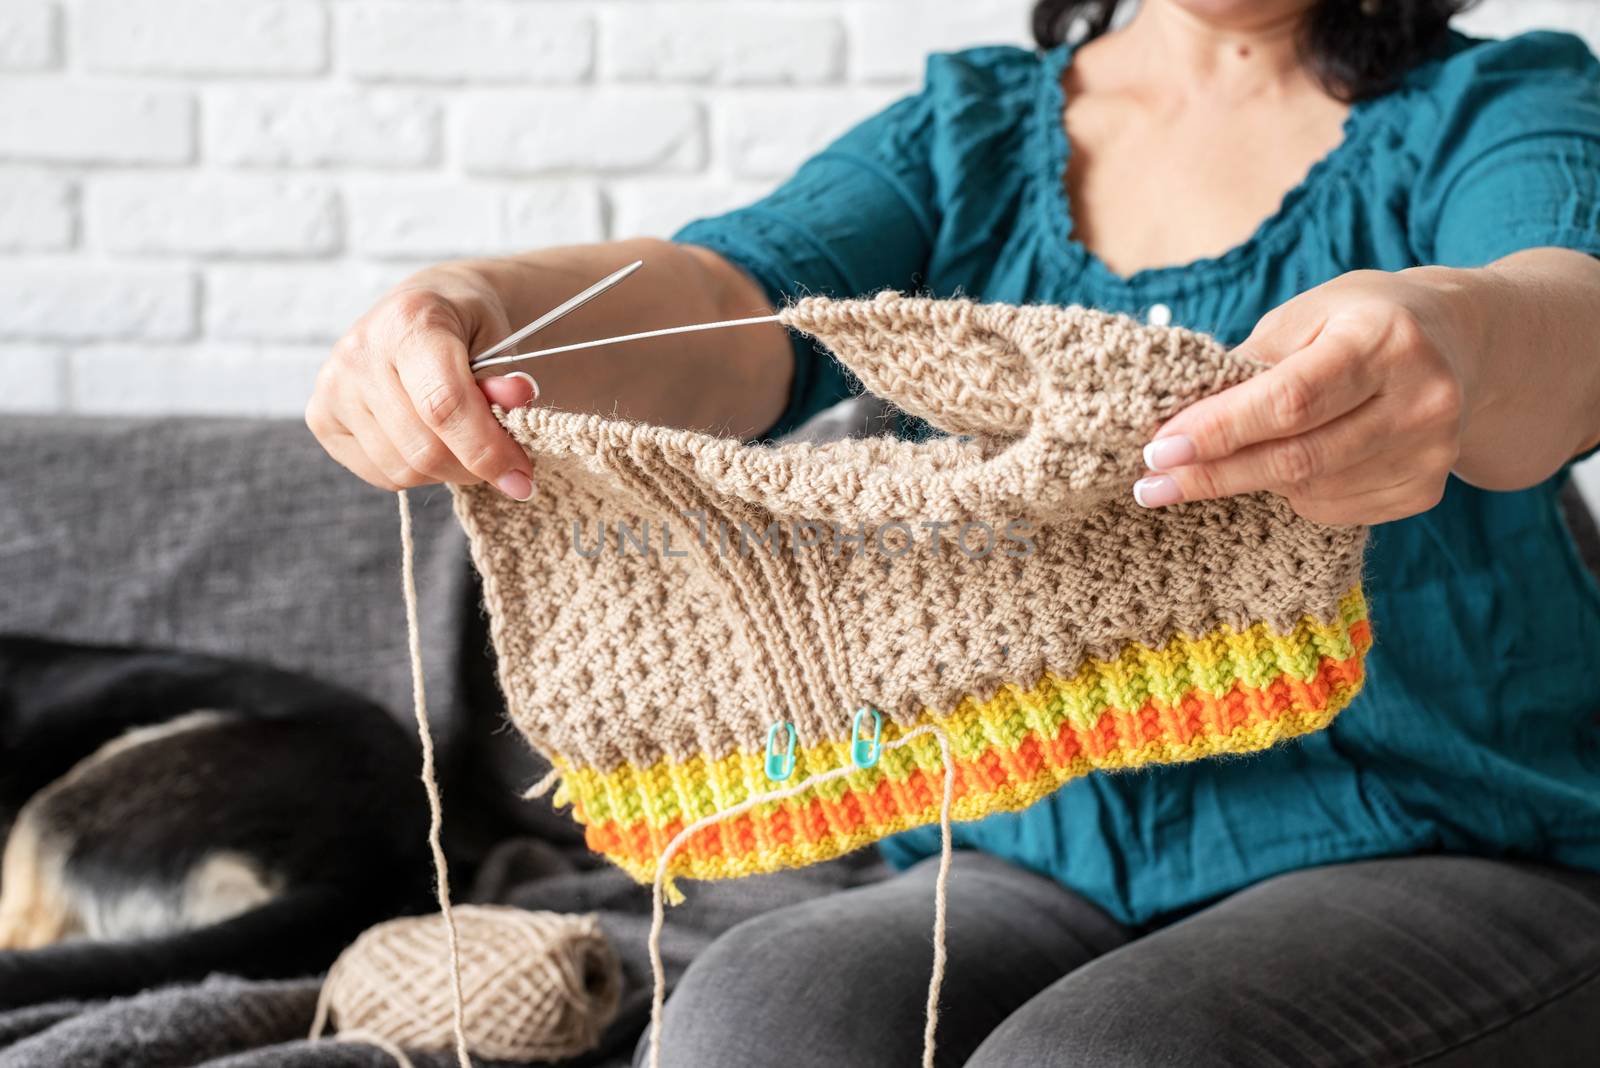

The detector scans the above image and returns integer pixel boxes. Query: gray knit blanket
[0,839,884,1068]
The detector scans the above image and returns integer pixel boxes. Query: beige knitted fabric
[454,293,1372,885]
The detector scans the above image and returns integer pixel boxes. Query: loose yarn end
[644,723,957,1068]
[310,492,473,1068]
[397,490,473,1068]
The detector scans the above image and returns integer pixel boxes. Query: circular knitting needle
[468,315,785,374]
[470,259,646,373]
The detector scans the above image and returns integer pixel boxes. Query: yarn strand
[645,724,956,1068]
[396,490,472,1068]
[923,729,954,1068]
[522,766,563,800]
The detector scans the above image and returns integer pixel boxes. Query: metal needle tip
[470,259,645,372]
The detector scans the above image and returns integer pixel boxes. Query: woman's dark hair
[1032,1,1478,102]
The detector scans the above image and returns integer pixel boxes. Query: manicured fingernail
[496,471,534,501]
[482,374,539,408]
[1143,435,1195,471]
[1133,475,1183,509]
[506,371,540,403]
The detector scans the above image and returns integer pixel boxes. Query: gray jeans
[641,852,1600,1067]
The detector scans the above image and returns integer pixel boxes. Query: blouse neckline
[1031,42,1381,295]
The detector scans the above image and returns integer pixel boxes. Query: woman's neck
[1058,0,1349,277]
[1090,1,1321,106]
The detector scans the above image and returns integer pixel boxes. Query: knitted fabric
[453,293,1372,886]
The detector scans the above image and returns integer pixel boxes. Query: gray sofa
[0,415,885,1068]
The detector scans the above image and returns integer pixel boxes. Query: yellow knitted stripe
[600,707,1354,887]
[558,588,1370,884]
[562,589,1366,823]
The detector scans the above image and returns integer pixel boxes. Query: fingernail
[506,371,540,403]
[1133,475,1183,509]
[496,471,534,501]
[1143,435,1195,471]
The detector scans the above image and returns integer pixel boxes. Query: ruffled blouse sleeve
[1407,31,1600,268]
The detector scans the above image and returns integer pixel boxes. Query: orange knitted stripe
[578,630,1369,881]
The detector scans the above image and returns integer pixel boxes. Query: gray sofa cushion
[0,415,473,746]
[1564,479,1600,580]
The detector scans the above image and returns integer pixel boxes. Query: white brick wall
[86,175,340,256]
[0,0,1043,420]
[76,0,328,77]
[0,263,196,342]
[335,3,594,84]
[0,2,60,72]
[0,0,1595,512]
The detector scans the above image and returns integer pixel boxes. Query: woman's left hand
[1134,268,1480,525]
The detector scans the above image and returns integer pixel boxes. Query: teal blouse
[674,30,1600,926]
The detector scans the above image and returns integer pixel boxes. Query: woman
[309,0,1600,1063]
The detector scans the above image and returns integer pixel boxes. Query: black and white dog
[0,636,430,1008]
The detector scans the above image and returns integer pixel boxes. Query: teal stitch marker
[852,707,883,769]
[765,721,796,782]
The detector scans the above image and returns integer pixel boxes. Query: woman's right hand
[306,270,539,499]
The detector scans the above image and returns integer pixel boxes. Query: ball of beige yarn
[320,905,622,1062]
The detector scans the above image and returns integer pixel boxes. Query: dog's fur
[0,636,430,1008]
